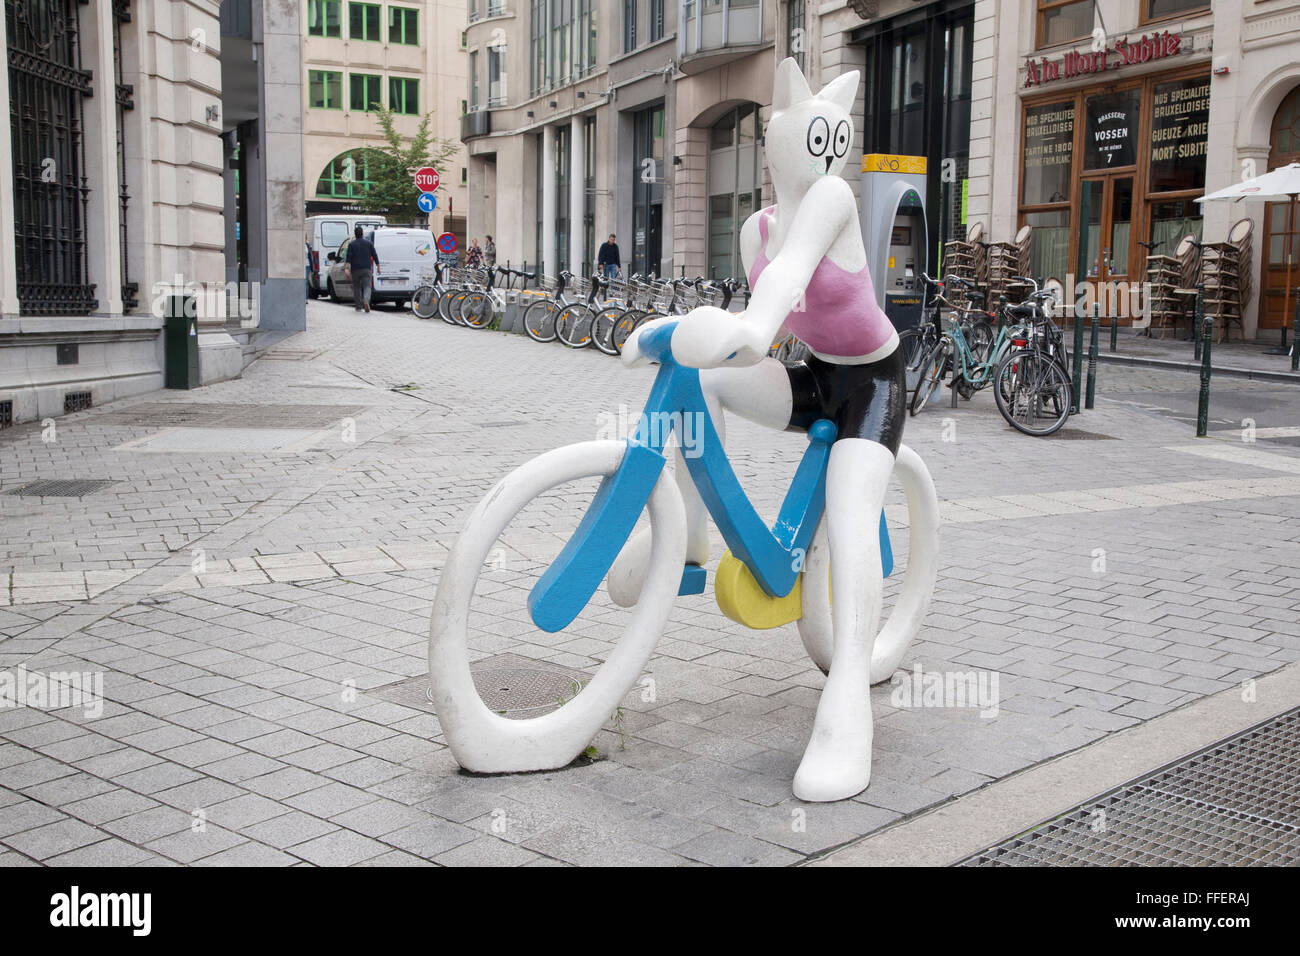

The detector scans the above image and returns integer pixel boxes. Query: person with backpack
[344,225,380,313]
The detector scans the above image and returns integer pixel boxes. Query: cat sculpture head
[766,58,860,196]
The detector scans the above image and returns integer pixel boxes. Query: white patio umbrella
[1198,162,1300,344]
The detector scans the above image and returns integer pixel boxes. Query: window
[350,73,382,111]
[530,0,547,95]
[623,0,636,53]
[390,77,419,114]
[488,45,506,106]
[551,0,572,87]
[462,167,468,184]
[577,0,597,77]
[316,150,375,198]
[488,0,505,14]
[633,106,665,275]
[470,50,479,107]
[349,2,381,41]
[1037,0,1093,47]
[555,126,571,272]
[650,0,664,43]
[786,0,805,70]
[707,104,762,279]
[461,98,468,115]
[583,116,596,273]
[389,6,419,44]
[308,0,342,38]
[309,70,343,109]
[1144,0,1210,21]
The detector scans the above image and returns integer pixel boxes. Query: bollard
[1086,304,1099,410]
[1197,316,1213,437]
[1194,282,1204,362]
[1110,314,1118,352]
[1071,303,1085,414]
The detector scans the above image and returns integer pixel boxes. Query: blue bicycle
[429,321,940,773]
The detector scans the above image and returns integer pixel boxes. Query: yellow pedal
[714,551,803,629]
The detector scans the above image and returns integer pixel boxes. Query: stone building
[300,0,468,241]
[968,0,1300,340]
[0,0,305,428]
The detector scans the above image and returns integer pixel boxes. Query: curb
[1097,351,1300,384]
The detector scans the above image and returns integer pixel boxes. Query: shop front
[1018,55,1211,319]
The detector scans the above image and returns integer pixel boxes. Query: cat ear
[819,70,860,115]
[772,57,813,112]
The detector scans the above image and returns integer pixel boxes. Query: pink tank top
[747,207,897,362]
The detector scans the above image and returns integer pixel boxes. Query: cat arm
[669,176,856,368]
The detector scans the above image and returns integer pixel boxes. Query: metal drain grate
[91,402,366,429]
[5,479,119,497]
[476,420,526,428]
[64,391,93,413]
[369,654,590,719]
[1048,429,1116,440]
[957,707,1300,866]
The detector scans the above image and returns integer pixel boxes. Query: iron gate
[6,0,97,315]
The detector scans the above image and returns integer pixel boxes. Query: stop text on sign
[414,167,440,191]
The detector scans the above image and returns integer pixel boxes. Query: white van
[327,226,436,307]
[305,214,386,297]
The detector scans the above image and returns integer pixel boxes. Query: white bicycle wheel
[796,443,939,684]
[429,440,686,773]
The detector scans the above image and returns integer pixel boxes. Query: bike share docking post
[1292,287,1300,372]
[1110,312,1118,352]
[1086,303,1099,410]
[1194,282,1205,362]
[1071,298,1085,415]
[1197,315,1214,437]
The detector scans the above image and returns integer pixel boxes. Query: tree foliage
[354,105,459,224]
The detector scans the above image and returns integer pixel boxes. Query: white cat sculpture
[618,58,937,802]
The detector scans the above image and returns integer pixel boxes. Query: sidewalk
[1093,327,1299,383]
[1,300,1298,866]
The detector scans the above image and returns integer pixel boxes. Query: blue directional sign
[417,192,438,214]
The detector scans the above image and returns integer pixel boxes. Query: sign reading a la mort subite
[1024,30,1186,88]
[414,167,440,191]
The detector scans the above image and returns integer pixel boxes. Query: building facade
[460,0,975,281]
[968,0,1300,339]
[0,0,305,428]
[301,0,468,240]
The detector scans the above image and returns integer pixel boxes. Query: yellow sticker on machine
[861,154,928,174]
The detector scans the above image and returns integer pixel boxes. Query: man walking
[597,233,621,279]
[345,225,380,312]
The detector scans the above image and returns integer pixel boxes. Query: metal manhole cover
[1049,429,1117,440]
[5,479,119,497]
[369,654,590,719]
[91,403,367,429]
[957,707,1300,866]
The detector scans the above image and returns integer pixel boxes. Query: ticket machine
[860,154,928,333]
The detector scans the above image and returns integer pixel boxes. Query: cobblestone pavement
[1,299,1298,866]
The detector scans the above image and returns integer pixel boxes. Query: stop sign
[414,167,440,191]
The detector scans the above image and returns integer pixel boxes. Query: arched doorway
[1262,85,1300,330]
[315,150,377,201]
[707,103,763,280]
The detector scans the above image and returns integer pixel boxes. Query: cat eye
[833,120,850,158]
[806,117,830,157]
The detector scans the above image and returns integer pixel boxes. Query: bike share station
[860,154,928,334]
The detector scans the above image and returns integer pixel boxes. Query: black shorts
[785,347,906,454]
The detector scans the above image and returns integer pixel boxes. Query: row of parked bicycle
[409,264,765,358]
[411,263,1075,436]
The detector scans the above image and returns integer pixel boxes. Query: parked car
[305,214,386,298]
[325,226,436,308]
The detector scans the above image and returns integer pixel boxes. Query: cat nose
[824,156,832,172]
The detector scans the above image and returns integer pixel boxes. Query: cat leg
[792,437,893,802]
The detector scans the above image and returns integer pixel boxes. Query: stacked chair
[1144,235,1198,338]
[1198,218,1253,343]
[940,221,985,309]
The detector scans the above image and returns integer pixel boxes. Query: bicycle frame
[528,320,892,633]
